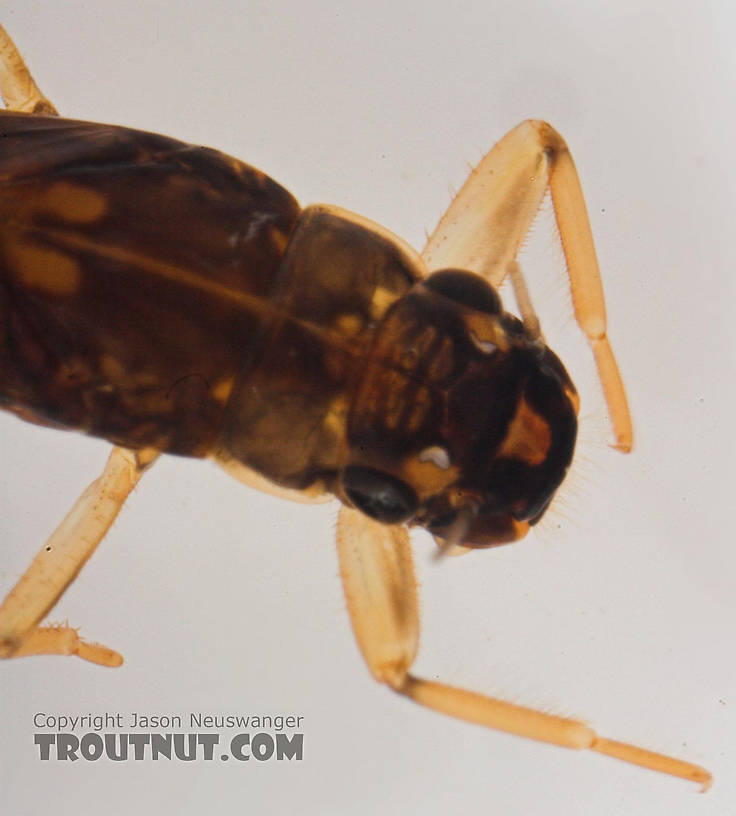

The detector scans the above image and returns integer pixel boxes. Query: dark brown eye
[424,269,502,315]
[341,466,418,524]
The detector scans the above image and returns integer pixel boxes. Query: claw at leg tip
[610,438,632,454]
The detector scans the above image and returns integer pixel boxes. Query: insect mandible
[0,24,710,788]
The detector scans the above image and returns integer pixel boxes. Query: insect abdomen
[0,112,301,455]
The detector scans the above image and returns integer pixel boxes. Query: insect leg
[0,24,57,115]
[336,504,710,788]
[421,120,632,452]
[0,446,158,665]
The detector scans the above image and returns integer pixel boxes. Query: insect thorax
[220,208,578,546]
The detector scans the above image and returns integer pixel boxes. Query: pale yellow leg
[0,23,57,114]
[0,447,158,665]
[0,28,159,666]
[422,120,632,452]
[336,504,711,788]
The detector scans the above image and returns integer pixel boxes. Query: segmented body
[0,111,576,542]
[0,112,424,490]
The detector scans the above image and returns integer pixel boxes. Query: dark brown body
[0,112,297,454]
[0,111,577,544]
[0,112,418,488]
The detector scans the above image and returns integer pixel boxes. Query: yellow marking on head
[39,182,108,223]
[403,457,460,498]
[8,241,80,295]
[565,385,580,415]
[497,397,551,466]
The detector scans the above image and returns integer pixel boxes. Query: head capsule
[339,268,579,547]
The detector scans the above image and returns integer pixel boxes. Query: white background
[1,2,734,814]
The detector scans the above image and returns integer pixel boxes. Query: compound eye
[341,466,418,524]
[424,268,502,315]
